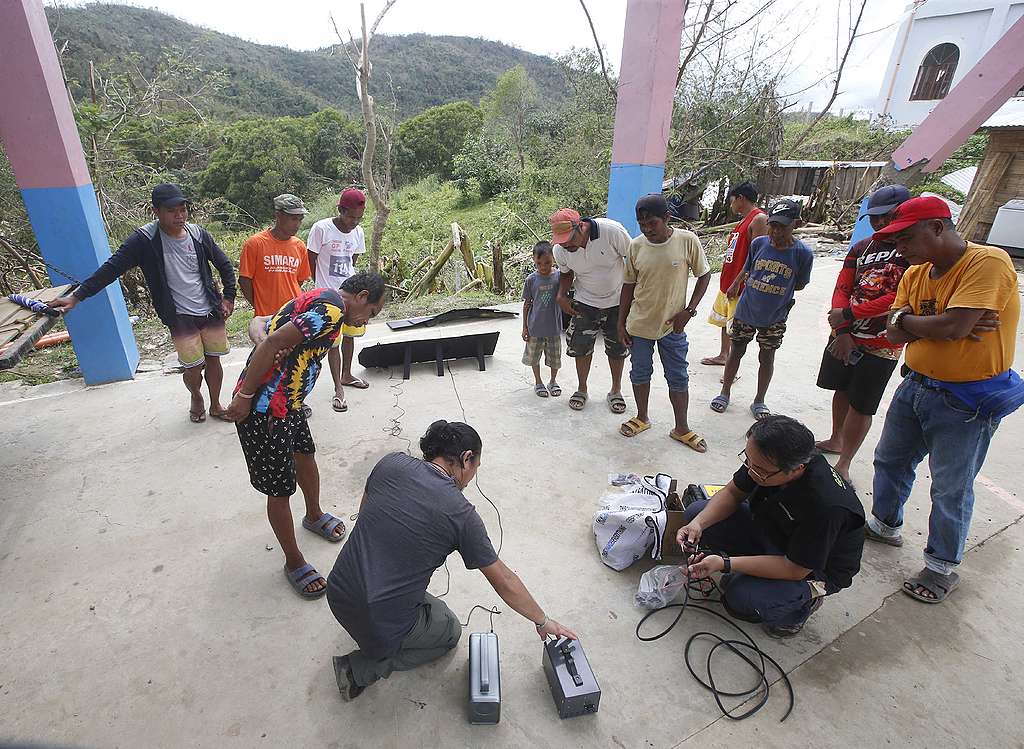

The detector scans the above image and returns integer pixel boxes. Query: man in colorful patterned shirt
[224,272,386,599]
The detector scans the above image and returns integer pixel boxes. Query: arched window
[910,43,960,101]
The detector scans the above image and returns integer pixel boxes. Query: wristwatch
[890,308,909,330]
[684,306,698,317]
[720,554,731,574]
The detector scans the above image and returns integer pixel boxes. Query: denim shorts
[629,331,689,391]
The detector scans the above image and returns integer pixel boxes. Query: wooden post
[408,238,456,298]
[491,241,505,293]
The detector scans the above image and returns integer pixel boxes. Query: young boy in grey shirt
[522,242,563,397]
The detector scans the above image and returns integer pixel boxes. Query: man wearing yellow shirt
[866,197,1021,604]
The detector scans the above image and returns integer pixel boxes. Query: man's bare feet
[701,355,727,366]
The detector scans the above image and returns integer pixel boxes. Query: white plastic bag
[592,474,671,571]
[635,565,688,609]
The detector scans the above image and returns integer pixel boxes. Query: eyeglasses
[738,449,782,481]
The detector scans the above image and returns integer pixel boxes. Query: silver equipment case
[468,632,501,724]
[542,636,601,718]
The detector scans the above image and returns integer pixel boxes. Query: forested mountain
[46,3,569,119]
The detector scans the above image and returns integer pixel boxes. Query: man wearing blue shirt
[710,199,813,419]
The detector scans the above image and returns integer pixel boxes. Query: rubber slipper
[815,440,842,455]
[902,568,959,604]
[569,391,588,411]
[710,395,729,413]
[208,408,231,422]
[284,563,326,599]
[302,512,347,542]
[619,417,652,437]
[341,377,369,389]
[189,409,206,423]
[670,429,707,453]
[548,382,562,397]
[535,383,549,398]
[750,402,771,420]
[864,525,903,547]
[332,395,348,413]
[700,357,727,366]
[607,392,627,414]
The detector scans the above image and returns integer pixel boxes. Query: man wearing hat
[815,185,912,482]
[239,194,312,318]
[51,183,237,423]
[549,208,633,413]
[865,196,1020,605]
[306,188,369,413]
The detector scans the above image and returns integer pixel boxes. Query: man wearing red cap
[307,188,369,413]
[549,208,632,413]
[866,196,1021,605]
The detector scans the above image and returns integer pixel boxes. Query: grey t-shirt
[523,269,563,338]
[326,453,498,658]
[160,229,210,316]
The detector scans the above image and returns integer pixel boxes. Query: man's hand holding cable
[687,552,725,579]
[677,519,703,550]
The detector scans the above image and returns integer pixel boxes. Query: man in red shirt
[702,181,766,367]
[815,186,911,481]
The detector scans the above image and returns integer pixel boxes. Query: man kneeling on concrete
[326,419,577,700]
[678,415,865,637]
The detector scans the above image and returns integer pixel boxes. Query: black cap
[152,183,188,208]
[766,198,801,226]
[865,185,912,216]
[728,180,759,202]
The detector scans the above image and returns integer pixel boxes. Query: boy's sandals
[284,563,327,599]
[548,382,562,397]
[332,395,348,412]
[302,512,347,542]
[864,525,903,547]
[903,568,960,604]
[619,417,651,437]
[569,391,588,410]
[607,393,627,414]
[671,429,708,453]
[535,383,549,397]
[750,402,771,420]
[710,395,729,413]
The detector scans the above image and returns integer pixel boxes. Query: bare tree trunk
[788,0,868,153]
[578,0,615,98]
[491,241,505,293]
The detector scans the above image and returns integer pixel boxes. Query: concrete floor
[1,256,1023,749]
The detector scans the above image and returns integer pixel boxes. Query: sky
[52,0,909,114]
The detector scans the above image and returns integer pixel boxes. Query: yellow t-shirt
[895,242,1019,382]
[623,228,710,340]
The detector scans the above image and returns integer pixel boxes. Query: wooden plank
[0,313,58,370]
[959,151,1013,240]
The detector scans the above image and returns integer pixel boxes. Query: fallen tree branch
[578,0,615,98]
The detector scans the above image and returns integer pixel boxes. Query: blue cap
[865,185,911,216]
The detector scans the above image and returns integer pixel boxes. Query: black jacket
[74,221,237,327]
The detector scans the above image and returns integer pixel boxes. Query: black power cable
[635,550,795,722]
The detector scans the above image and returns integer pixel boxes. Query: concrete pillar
[0,0,138,384]
[607,0,688,237]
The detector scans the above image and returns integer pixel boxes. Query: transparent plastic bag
[634,565,688,609]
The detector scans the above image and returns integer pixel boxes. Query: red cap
[549,208,581,245]
[871,196,951,240]
[338,188,366,210]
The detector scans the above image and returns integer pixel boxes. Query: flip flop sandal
[332,395,348,413]
[302,512,347,542]
[670,429,708,453]
[700,357,727,366]
[750,402,771,420]
[619,417,652,437]
[903,568,960,604]
[341,377,370,389]
[815,441,842,455]
[284,563,327,599]
[569,391,588,411]
[864,525,903,547]
[548,382,562,397]
[189,409,206,423]
[607,393,627,414]
[209,408,231,422]
[710,395,729,413]
[535,383,549,397]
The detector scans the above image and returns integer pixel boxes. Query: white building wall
[876,0,1024,128]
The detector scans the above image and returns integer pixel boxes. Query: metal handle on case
[480,639,490,693]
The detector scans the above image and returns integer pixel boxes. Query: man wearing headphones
[327,420,577,701]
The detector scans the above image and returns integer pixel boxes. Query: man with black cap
[51,183,237,423]
[815,185,911,482]
[711,199,813,420]
[865,196,1021,605]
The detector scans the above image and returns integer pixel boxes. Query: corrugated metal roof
[982,98,1024,128]
[941,166,977,194]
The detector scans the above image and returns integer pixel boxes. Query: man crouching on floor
[678,415,865,637]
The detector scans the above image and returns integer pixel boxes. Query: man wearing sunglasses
[678,415,865,637]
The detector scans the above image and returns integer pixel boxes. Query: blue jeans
[870,377,1000,574]
[629,331,689,392]
[683,499,818,626]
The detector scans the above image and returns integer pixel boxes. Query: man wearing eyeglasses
[678,415,865,637]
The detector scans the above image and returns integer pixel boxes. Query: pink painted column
[607,0,688,236]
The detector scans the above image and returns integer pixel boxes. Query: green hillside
[46,3,569,118]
